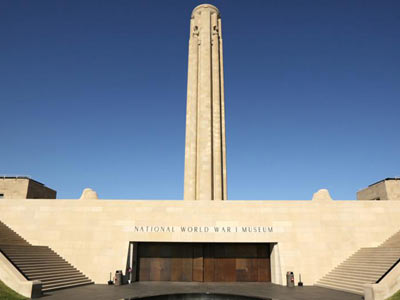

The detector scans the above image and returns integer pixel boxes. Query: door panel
[192,243,204,281]
[203,243,215,282]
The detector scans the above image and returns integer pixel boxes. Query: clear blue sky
[1,1,399,200]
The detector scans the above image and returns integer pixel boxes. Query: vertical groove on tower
[211,11,222,200]
[184,4,227,201]
[218,17,228,200]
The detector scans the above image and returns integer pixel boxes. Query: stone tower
[184,4,227,201]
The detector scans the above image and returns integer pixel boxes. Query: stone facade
[184,4,227,201]
[357,178,400,200]
[1,198,400,287]
[0,177,56,199]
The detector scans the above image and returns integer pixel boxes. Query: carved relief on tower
[192,25,199,37]
[190,4,221,40]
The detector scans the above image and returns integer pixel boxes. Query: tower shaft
[184,4,227,200]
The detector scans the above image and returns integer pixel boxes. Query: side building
[0,176,56,199]
[357,178,400,201]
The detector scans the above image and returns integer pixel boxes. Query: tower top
[191,4,220,17]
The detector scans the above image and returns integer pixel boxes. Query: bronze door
[137,242,193,281]
[137,242,270,282]
[203,243,270,282]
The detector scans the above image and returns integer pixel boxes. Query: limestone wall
[386,180,400,200]
[0,199,399,285]
[0,179,29,198]
[357,179,400,200]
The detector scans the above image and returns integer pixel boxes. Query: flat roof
[0,176,45,186]
[369,177,400,187]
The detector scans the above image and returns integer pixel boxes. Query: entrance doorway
[131,242,271,282]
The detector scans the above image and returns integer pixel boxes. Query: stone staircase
[0,220,93,293]
[316,231,400,295]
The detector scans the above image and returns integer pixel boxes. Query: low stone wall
[0,251,41,298]
[364,262,400,300]
[0,198,399,285]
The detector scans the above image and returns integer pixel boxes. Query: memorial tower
[184,4,227,201]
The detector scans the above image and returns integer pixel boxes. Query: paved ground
[40,282,364,300]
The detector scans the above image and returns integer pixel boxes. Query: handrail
[376,257,400,283]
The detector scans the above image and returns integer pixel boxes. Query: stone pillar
[184,4,227,200]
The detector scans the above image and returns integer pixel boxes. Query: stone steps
[0,220,93,293]
[0,224,30,246]
[315,231,400,295]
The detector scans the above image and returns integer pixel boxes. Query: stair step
[10,257,64,261]
[26,269,81,277]
[327,270,382,278]
[337,262,392,269]
[344,260,398,265]
[30,272,85,281]
[4,251,61,259]
[22,266,77,274]
[348,253,400,257]
[0,246,49,249]
[42,281,93,292]
[319,275,375,285]
[22,264,76,271]
[315,283,363,295]
[42,279,93,290]
[359,250,400,253]
[2,247,53,250]
[17,262,71,268]
[11,259,66,265]
[0,248,51,252]
[358,249,400,253]
[331,267,384,274]
[317,279,365,291]
[345,255,398,261]
[334,267,389,274]
[0,246,50,248]
[348,259,394,264]
[41,275,90,285]
[6,253,60,257]
[25,271,81,278]
[7,256,61,261]
[346,256,399,260]
[5,251,59,256]
[324,273,379,282]
[319,275,368,284]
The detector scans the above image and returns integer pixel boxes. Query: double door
[136,242,271,282]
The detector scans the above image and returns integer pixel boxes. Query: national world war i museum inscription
[133,226,273,233]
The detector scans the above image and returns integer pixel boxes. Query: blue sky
[1,1,399,200]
